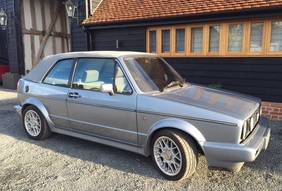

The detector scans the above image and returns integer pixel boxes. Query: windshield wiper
[162,79,185,92]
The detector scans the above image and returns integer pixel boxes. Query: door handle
[68,92,81,98]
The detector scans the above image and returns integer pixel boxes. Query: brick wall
[262,102,282,120]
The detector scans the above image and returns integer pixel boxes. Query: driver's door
[66,58,137,144]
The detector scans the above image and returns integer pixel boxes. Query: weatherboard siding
[91,27,146,52]
[71,0,87,52]
[165,57,282,103]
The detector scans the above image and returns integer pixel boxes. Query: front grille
[240,105,260,141]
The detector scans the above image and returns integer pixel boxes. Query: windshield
[123,56,184,93]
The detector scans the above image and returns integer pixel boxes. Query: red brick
[262,102,271,107]
[270,103,282,108]
[273,108,280,112]
[262,110,269,114]
[269,112,282,115]
[261,101,282,120]
[265,108,273,111]
[271,116,279,120]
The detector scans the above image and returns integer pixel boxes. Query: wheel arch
[144,118,206,156]
[22,98,54,129]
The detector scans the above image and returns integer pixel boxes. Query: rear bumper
[202,117,270,171]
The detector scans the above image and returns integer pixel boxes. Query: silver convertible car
[15,51,271,181]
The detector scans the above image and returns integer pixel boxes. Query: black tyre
[151,129,198,181]
[23,105,51,140]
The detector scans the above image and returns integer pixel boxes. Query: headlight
[241,121,248,140]
[250,117,255,131]
[240,106,261,142]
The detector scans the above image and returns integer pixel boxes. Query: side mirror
[100,84,114,95]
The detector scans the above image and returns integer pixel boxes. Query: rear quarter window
[43,59,73,87]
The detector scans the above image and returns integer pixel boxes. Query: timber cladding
[21,0,69,72]
[91,27,146,52]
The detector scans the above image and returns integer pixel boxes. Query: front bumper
[202,117,270,171]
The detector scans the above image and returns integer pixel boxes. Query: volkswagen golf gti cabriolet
[15,51,271,181]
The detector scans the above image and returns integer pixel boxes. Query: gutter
[82,6,282,30]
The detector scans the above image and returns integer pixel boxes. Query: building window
[176,29,185,53]
[270,21,282,52]
[250,22,263,52]
[209,26,220,52]
[149,30,157,53]
[228,24,244,52]
[146,18,282,57]
[162,30,170,53]
[191,27,203,53]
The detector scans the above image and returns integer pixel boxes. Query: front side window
[270,21,282,52]
[228,24,244,52]
[72,58,115,91]
[43,59,73,87]
[191,27,203,53]
[114,65,132,94]
[162,30,170,53]
[250,22,263,52]
[209,26,220,52]
[72,58,132,95]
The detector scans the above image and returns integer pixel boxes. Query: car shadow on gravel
[40,133,162,179]
[1,99,282,182]
[0,104,163,179]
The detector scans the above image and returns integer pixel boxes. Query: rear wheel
[23,105,51,140]
[151,129,198,181]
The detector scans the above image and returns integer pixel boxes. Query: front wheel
[23,105,51,140]
[151,129,198,181]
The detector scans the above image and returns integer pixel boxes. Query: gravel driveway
[0,87,281,191]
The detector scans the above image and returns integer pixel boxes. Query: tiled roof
[83,0,282,25]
